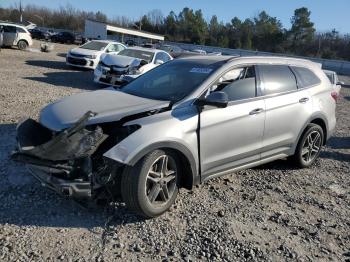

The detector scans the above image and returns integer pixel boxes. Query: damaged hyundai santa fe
[11,55,336,218]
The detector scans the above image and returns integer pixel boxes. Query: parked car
[94,47,172,86]
[74,33,87,45]
[192,49,207,55]
[125,39,136,46]
[66,40,126,69]
[51,31,75,44]
[0,22,32,50]
[29,28,50,40]
[141,42,157,48]
[11,56,336,218]
[158,44,185,58]
[323,69,343,95]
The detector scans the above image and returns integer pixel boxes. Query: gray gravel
[0,41,349,261]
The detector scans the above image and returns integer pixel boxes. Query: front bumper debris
[28,165,92,198]
[11,111,108,199]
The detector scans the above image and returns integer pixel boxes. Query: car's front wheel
[292,123,324,168]
[17,40,28,50]
[121,149,179,218]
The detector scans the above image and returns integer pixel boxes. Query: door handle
[299,97,309,103]
[249,108,264,115]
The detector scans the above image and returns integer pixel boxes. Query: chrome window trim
[187,61,322,109]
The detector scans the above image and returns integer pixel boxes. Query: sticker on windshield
[190,68,213,74]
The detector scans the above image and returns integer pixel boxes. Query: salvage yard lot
[0,41,349,261]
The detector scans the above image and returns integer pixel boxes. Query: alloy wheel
[18,41,27,50]
[145,154,177,207]
[301,130,322,163]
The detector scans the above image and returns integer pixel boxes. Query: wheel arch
[127,142,199,190]
[310,118,327,145]
[292,113,329,153]
[17,39,29,48]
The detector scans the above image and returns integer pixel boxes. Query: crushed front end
[10,111,127,200]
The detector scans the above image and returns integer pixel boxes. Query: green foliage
[289,7,316,55]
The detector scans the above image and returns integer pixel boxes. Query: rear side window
[325,72,334,84]
[3,26,17,33]
[16,27,26,33]
[259,65,297,95]
[291,66,321,88]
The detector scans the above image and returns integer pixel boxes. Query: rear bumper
[327,117,336,141]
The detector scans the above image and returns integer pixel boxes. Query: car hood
[70,47,102,56]
[39,87,170,131]
[101,54,143,68]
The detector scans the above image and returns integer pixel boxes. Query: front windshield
[80,41,108,51]
[121,60,222,102]
[118,49,154,63]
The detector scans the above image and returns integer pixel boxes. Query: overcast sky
[1,0,349,33]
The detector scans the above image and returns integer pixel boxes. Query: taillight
[331,91,339,101]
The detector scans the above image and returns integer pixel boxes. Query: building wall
[84,20,107,39]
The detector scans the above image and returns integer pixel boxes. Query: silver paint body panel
[39,56,337,182]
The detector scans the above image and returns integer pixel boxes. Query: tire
[291,124,324,168]
[17,40,28,50]
[121,149,180,218]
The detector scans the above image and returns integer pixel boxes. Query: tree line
[1,4,349,60]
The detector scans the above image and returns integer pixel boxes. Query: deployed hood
[70,47,102,56]
[101,54,143,68]
[40,88,170,131]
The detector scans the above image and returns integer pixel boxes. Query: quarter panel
[309,84,336,139]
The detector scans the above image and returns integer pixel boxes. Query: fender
[104,140,199,187]
[291,112,329,153]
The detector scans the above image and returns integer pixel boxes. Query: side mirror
[196,92,228,108]
[337,81,344,86]
[155,59,164,65]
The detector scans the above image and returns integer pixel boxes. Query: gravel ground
[0,41,349,262]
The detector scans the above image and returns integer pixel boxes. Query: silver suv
[12,56,336,217]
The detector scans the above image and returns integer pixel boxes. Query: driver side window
[209,66,257,101]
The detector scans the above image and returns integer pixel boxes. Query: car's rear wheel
[17,40,28,50]
[292,124,324,168]
[121,149,179,218]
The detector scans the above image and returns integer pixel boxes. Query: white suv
[0,22,33,50]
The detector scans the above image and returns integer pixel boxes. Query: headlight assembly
[128,67,142,75]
